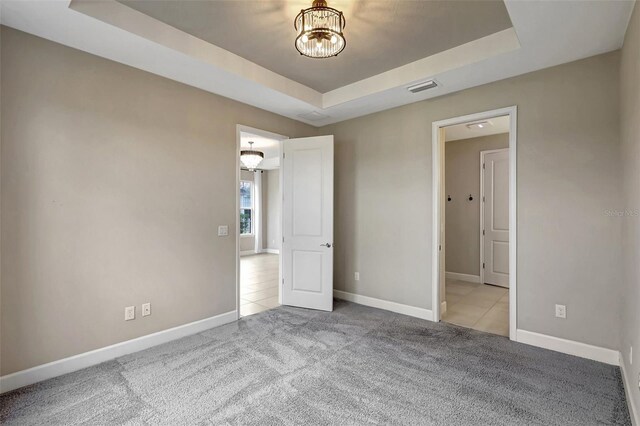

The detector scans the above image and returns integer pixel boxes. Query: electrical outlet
[354,272,360,281]
[142,302,151,317]
[217,225,229,236]
[555,304,566,319]
[124,306,135,321]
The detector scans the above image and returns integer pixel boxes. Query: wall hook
[468,194,473,201]
[447,195,452,202]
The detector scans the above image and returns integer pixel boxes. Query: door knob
[320,243,332,248]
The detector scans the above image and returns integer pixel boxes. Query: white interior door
[282,135,334,311]
[482,149,510,287]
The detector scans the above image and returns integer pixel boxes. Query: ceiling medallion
[240,141,264,171]
[294,0,346,59]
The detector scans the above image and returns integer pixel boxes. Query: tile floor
[442,278,509,337]
[240,253,280,317]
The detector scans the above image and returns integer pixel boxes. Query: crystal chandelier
[294,0,346,59]
[240,141,264,171]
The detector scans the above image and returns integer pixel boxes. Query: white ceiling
[241,132,281,170]
[445,115,510,142]
[117,0,513,93]
[0,0,635,127]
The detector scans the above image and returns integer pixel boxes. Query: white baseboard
[515,329,619,366]
[620,357,639,426]
[446,272,480,283]
[263,248,280,254]
[440,301,447,315]
[0,310,237,394]
[334,290,433,321]
[240,250,256,256]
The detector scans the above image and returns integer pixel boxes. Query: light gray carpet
[0,300,631,425]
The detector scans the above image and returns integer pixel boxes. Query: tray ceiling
[118,0,513,92]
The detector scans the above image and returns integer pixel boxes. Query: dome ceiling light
[294,0,346,59]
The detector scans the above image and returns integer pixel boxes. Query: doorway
[237,126,286,317]
[236,128,335,317]
[431,107,517,339]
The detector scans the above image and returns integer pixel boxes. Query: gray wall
[0,21,633,378]
[0,27,314,375]
[324,51,622,350]
[445,134,509,276]
[262,169,281,251]
[619,2,640,414]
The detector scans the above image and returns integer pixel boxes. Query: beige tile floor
[240,253,280,317]
[442,278,509,337]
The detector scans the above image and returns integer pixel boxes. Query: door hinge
[282,278,284,286]
[482,196,485,202]
[482,263,485,269]
[439,244,442,251]
[482,163,485,169]
[283,153,285,159]
[482,229,485,236]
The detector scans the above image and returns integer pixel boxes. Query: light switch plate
[555,304,566,319]
[354,272,360,281]
[218,225,229,236]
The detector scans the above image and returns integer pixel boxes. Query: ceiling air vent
[407,80,439,94]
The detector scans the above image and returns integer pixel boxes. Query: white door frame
[479,148,510,287]
[235,125,288,320]
[431,106,517,339]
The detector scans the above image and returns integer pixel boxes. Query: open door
[281,135,334,311]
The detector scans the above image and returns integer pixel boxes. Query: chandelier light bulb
[302,34,309,43]
[331,35,337,44]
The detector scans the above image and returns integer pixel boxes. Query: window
[240,181,253,235]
